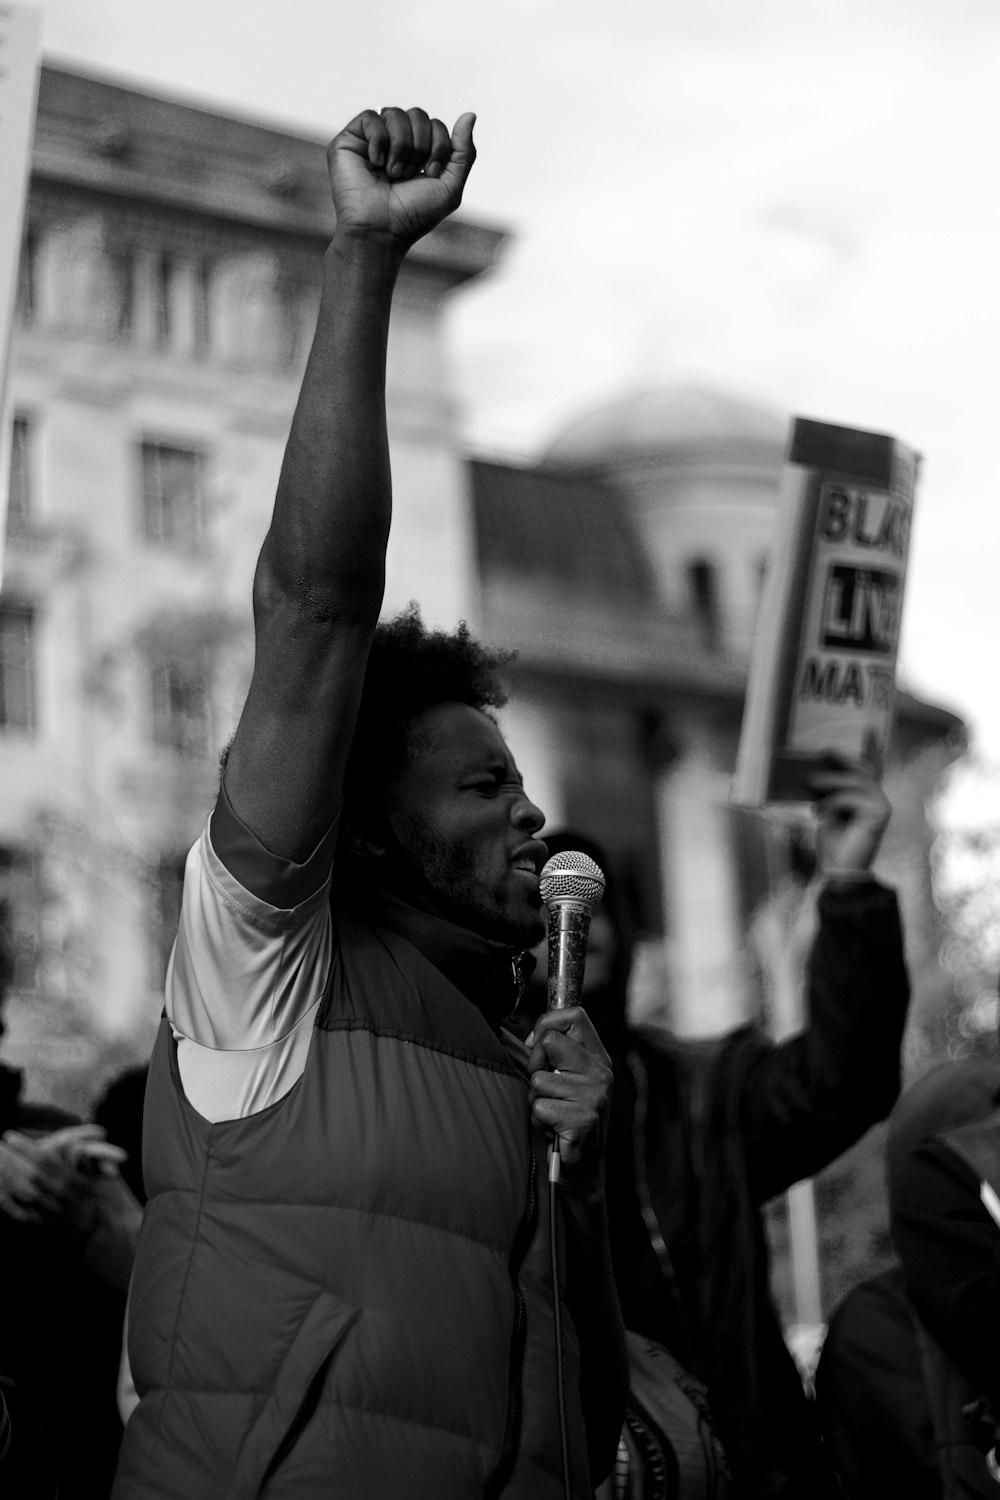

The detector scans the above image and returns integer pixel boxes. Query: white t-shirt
[166,788,339,1123]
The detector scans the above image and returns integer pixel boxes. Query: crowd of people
[2,105,998,1500]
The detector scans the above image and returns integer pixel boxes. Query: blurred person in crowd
[0,903,143,1497]
[113,106,626,1500]
[517,757,910,1499]
[93,1062,148,1205]
[817,1056,1000,1498]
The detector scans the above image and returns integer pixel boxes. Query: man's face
[382,701,548,947]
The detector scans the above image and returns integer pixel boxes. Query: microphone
[539,851,606,1011]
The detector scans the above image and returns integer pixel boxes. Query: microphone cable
[548,1139,573,1500]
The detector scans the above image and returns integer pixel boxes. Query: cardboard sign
[732,416,920,806]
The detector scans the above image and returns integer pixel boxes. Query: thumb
[438,112,477,197]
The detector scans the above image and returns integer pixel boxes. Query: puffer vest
[113,903,590,1499]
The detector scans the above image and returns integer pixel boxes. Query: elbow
[252,545,384,634]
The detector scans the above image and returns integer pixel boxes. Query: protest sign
[732,416,920,806]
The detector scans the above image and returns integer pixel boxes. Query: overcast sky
[32,0,1000,772]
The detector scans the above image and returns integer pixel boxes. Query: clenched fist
[328,106,476,250]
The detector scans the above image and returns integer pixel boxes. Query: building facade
[476,388,962,1035]
[1,65,504,1094]
[1,66,963,1105]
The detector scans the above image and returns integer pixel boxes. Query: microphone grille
[539,850,606,913]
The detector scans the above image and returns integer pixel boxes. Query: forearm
[560,1186,628,1484]
[804,880,909,1112]
[259,228,404,616]
[749,881,909,1198]
[225,229,405,851]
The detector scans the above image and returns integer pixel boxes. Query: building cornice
[33,63,507,291]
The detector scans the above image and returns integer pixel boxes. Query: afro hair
[342,601,513,821]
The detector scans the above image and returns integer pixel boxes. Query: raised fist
[808,752,891,875]
[327,106,476,249]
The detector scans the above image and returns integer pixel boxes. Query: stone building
[473,389,962,1035]
[1,65,961,1101]
[1,64,503,1088]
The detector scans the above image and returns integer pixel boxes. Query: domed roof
[544,385,787,469]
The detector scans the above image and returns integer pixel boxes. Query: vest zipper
[485,1142,538,1499]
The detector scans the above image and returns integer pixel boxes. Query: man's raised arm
[223,107,476,860]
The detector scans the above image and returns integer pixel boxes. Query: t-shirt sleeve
[164,782,339,1122]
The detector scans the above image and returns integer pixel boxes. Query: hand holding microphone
[526,851,614,1191]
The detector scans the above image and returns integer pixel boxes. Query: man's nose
[511,790,545,834]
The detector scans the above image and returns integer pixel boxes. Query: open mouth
[510,841,546,878]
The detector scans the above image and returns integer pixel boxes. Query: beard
[385,817,544,949]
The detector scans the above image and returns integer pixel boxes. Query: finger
[526,1007,608,1073]
[815,750,864,773]
[530,1099,603,1169]
[815,790,878,818]
[405,107,433,171]
[9,1124,106,1153]
[0,1195,42,1224]
[531,1029,602,1080]
[0,1155,35,1198]
[0,1132,45,1162]
[10,1183,64,1216]
[67,1141,128,1172]
[380,106,415,180]
[530,1061,591,1098]
[424,117,452,179]
[531,1095,594,1131]
[527,1030,581,1077]
[808,770,877,797]
[436,111,477,200]
[526,1005,589,1042]
[335,109,389,172]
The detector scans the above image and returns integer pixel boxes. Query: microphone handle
[546,900,594,1011]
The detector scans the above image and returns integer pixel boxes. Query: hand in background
[327,106,476,249]
[0,1124,126,1238]
[808,752,891,875]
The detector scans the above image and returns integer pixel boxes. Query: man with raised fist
[113,108,625,1500]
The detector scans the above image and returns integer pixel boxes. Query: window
[0,848,40,995]
[149,852,186,989]
[110,246,135,338]
[140,441,205,546]
[149,655,210,756]
[16,227,37,325]
[193,258,212,356]
[7,415,32,529]
[153,253,174,346]
[686,558,720,649]
[0,604,35,731]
